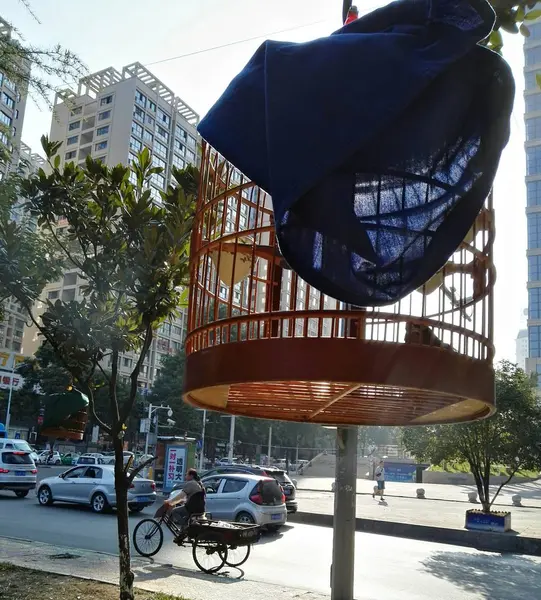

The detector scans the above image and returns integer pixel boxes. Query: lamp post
[144,404,172,456]
[4,353,17,433]
[268,425,272,466]
[228,415,236,462]
[199,409,207,471]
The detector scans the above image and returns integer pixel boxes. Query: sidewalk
[295,489,541,538]
[0,537,329,600]
[296,476,541,508]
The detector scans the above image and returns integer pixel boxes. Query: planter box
[465,509,511,533]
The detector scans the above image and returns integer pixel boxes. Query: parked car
[202,465,298,513]
[0,448,37,497]
[198,473,287,531]
[37,465,156,513]
[61,452,80,466]
[40,451,62,465]
[77,455,105,466]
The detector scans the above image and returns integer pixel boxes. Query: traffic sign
[196,439,203,450]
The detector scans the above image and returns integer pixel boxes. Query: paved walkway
[295,488,541,538]
[0,537,328,600]
[296,476,541,507]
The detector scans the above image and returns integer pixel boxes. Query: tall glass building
[524,20,541,381]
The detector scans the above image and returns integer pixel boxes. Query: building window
[529,22,541,41]
[63,272,77,286]
[172,154,185,170]
[65,150,76,160]
[529,255,541,282]
[68,120,81,131]
[62,288,76,302]
[98,110,111,121]
[152,155,166,170]
[187,135,196,149]
[153,140,167,158]
[186,149,196,163]
[527,146,541,176]
[156,125,169,142]
[173,139,185,154]
[529,325,541,358]
[11,126,16,138]
[2,92,15,109]
[14,109,19,119]
[526,71,541,91]
[128,152,137,165]
[527,181,541,207]
[131,121,143,137]
[47,290,59,300]
[133,105,145,122]
[157,107,170,126]
[142,130,153,144]
[129,171,137,185]
[67,135,78,145]
[530,287,541,319]
[95,141,108,151]
[176,125,187,141]
[151,172,166,189]
[528,213,541,249]
[145,113,154,127]
[70,106,83,116]
[148,100,156,113]
[527,47,541,67]
[149,186,161,201]
[123,357,133,368]
[3,77,15,92]
[526,94,541,113]
[527,117,541,141]
[130,136,142,152]
[96,125,109,136]
[100,95,113,106]
[135,90,147,108]
[0,111,12,126]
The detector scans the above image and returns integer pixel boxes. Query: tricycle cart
[133,512,260,573]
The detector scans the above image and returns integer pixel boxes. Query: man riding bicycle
[162,468,206,539]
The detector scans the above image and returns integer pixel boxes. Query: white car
[38,451,62,465]
[77,455,104,466]
[37,465,157,513]
[215,457,238,466]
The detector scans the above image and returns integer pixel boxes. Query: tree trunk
[113,434,134,600]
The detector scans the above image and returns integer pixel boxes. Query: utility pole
[268,425,272,465]
[4,353,17,433]
[227,415,236,462]
[144,404,172,456]
[330,426,358,600]
[199,409,207,471]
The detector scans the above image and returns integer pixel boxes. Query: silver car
[37,465,156,514]
[200,473,287,531]
[0,448,37,498]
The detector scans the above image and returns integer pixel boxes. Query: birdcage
[183,143,495,426]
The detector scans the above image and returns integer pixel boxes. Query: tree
[0,9,86,108]
[2,138,197,600]
[401,361,541,512]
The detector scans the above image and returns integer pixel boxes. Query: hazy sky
[3,0,528,361]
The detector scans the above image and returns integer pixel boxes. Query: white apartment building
[516,328,528,371]
[0,17,30,176]
[45,63,199,390]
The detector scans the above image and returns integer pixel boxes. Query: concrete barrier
[288,511,541,557]
[421,470,536,486]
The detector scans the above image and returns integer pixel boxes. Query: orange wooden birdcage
[183,143,495,426]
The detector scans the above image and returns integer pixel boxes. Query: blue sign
[384,462,416,483]
[196,439,203,451]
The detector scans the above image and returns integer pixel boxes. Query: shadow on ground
[422,551,541,600]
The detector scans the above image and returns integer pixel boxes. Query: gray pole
[199,409,207,471]
[228,415,236,462]
[144,404,152,457]
[330,426,358,600]
[4,354,16,433]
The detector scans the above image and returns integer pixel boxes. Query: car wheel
[235,511,256,524]
[15,490,29,498]
[91,492,108,514]
[55,459,61,465]
[38,486,54,506]
[130,506,144,513]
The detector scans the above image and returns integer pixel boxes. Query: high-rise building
[45,63,199,390]
[0,17,30,176]
[524,19,541,384]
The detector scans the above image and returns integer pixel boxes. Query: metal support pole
[144,404,152,456]
[4,354,16,433]
[228,415,236,462]
[330,426,358,600]
[199,409,207,471]
[268,425,272,465]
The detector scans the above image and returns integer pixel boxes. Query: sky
[2,0,529,362]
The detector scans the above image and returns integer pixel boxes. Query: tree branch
[44,217,84,271]
[121,322,153,424]
[489,463,520,510]
[109,349,120,427]
[126,455,156,485]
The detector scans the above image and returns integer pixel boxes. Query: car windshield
[13,441,32,453]
[268,470,291,484]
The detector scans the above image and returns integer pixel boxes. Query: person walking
[373,460,385,500]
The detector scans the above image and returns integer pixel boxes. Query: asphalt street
[1,481,541,599]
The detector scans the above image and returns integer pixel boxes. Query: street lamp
[220,414,236,462]
[143,404,172,456]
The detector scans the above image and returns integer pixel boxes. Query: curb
[288,511,541,556]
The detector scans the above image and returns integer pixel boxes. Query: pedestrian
[373,460,385,500]
[163,468,205,534]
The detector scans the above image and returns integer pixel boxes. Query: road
[2,483,541,599]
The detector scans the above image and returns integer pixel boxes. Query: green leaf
[525,9,541,21]
[521,23,531,37]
